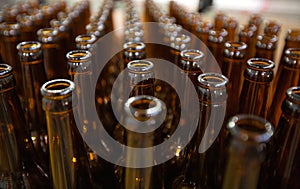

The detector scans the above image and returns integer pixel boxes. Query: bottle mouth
[66,50,92,62]
[75,34,97,44]
[247,58,275,71]
[224,41,247,50]
[41,79,75,98]
[256,34,278,48]
[37,28,58,36]
[127,60,154,73]
[180,49,204,62]
[124,95,163,121]
[227,114,274,143]
[123,41,145,52]
[286,86,300,105]
[17,41,41,52]
[198,72,228,88]
[0,64,12,78]
[285,48,300,59]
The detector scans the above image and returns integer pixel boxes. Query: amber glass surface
[262,87,300,189]
[17,41,49,172]
[239,58,275,118]
[222,114,274,189]
[0,64,49,189]
[222,41,247,118]
[239,24,257,59]
[268,48,300,127]
[255,34,278,62]
[41,79,93,189]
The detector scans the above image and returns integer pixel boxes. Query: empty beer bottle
[222,114,274,189]
[268,48,300,127]
[195,20,213,46]
[255,34,278,62]
[264,20,281,36]
[222,41,247,118]
[41,79,93,189]
[0,64,49,189]
[248,14,262,36]
[67,49,118,189]
[214,12,228,30]
[239,24,257,59]
[207,28,228,70]
[17,41,49,173]
[264,86,300,189]
[114,95,165,189]
[17,14,38,41]
[75,33,97,51]
[239,58,275,118]
[173,73,228,189]
[37,28,68,80]
[225,17,238,42]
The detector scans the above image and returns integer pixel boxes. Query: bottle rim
[286,86,300,105]
[180,49,204,62]
[224,41,247,50]
[66,50,92,62]
[0,64,12,78]
[227,114,274,143]
[285,48,300,60]
[123,41,145,52]
[41,79,75,98]
[127,59,154,73]
[124,95,163,120]
[247,58,275,70]
[17,41,41,52]
[198,72,228,88]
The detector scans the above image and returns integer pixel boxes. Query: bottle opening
[125,95,163,122]
[127,60,154,73]
[198,73,228,88]
[75,34,97,43]
[123,41,145,52]
[66,50,91,61]
[286,48,300,59]
[224,41,247,50]
[227,114,274,143]
[180,49,204,61]
[247,58,275,70]
[0,64,12,77]
[41,79,75,97]
[17,41,41,52]
[286,86,300,104]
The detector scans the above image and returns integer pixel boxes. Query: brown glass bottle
[114,95,165,189]
[207,28,228,70]
[225,17,238,42]
[195,20,213,46]
[67,50,118,189]
[239,58,275,118]
[17,14,38,41]
[264,86,300,189]
[41,79,93,189]
[248,14,262,36]
[37,28,68,80]
[170,34,191,66]
[268,48,300,127]
[173,73,228,189]
[0,64,50,188]
[17,41,49,172]
[222,114,274,189]
[239,24,257,59]
[222,41,247,118]
[214,12,228,30]
[0,22,22,96]
[255,34,278,62]
[75,33,97,50]
[264,20,281,36]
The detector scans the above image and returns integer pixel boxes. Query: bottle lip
[198,72,228,88]
[75,34,97,44]
[124,95,163,120]
[127,60,154,73]
[224,41,247,50]
[286,86,300,105]
[0,22,20,36]
[37,28,58,37]
[41,79,75,98]
[227,114,274,143]
[285,48,300,60]
[256,34,278,49]
[0,64,12,78]
[247,58,275,70]
[66,49,92,62]
[208,28,228,43]
[17,41,41,52]
[123,41,145,52]
[180,49,204,62]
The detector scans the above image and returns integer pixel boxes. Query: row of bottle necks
[0,0,299,189]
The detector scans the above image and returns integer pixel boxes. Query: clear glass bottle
[222,41,248,118]
[0,64,50,189]
[222,114,274,189]
[263,86,300,189]
[268,48,300,127]
[239,58,275,118]
[41,79,93,189]
[173,73,228,189]
[17,41,49,173]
